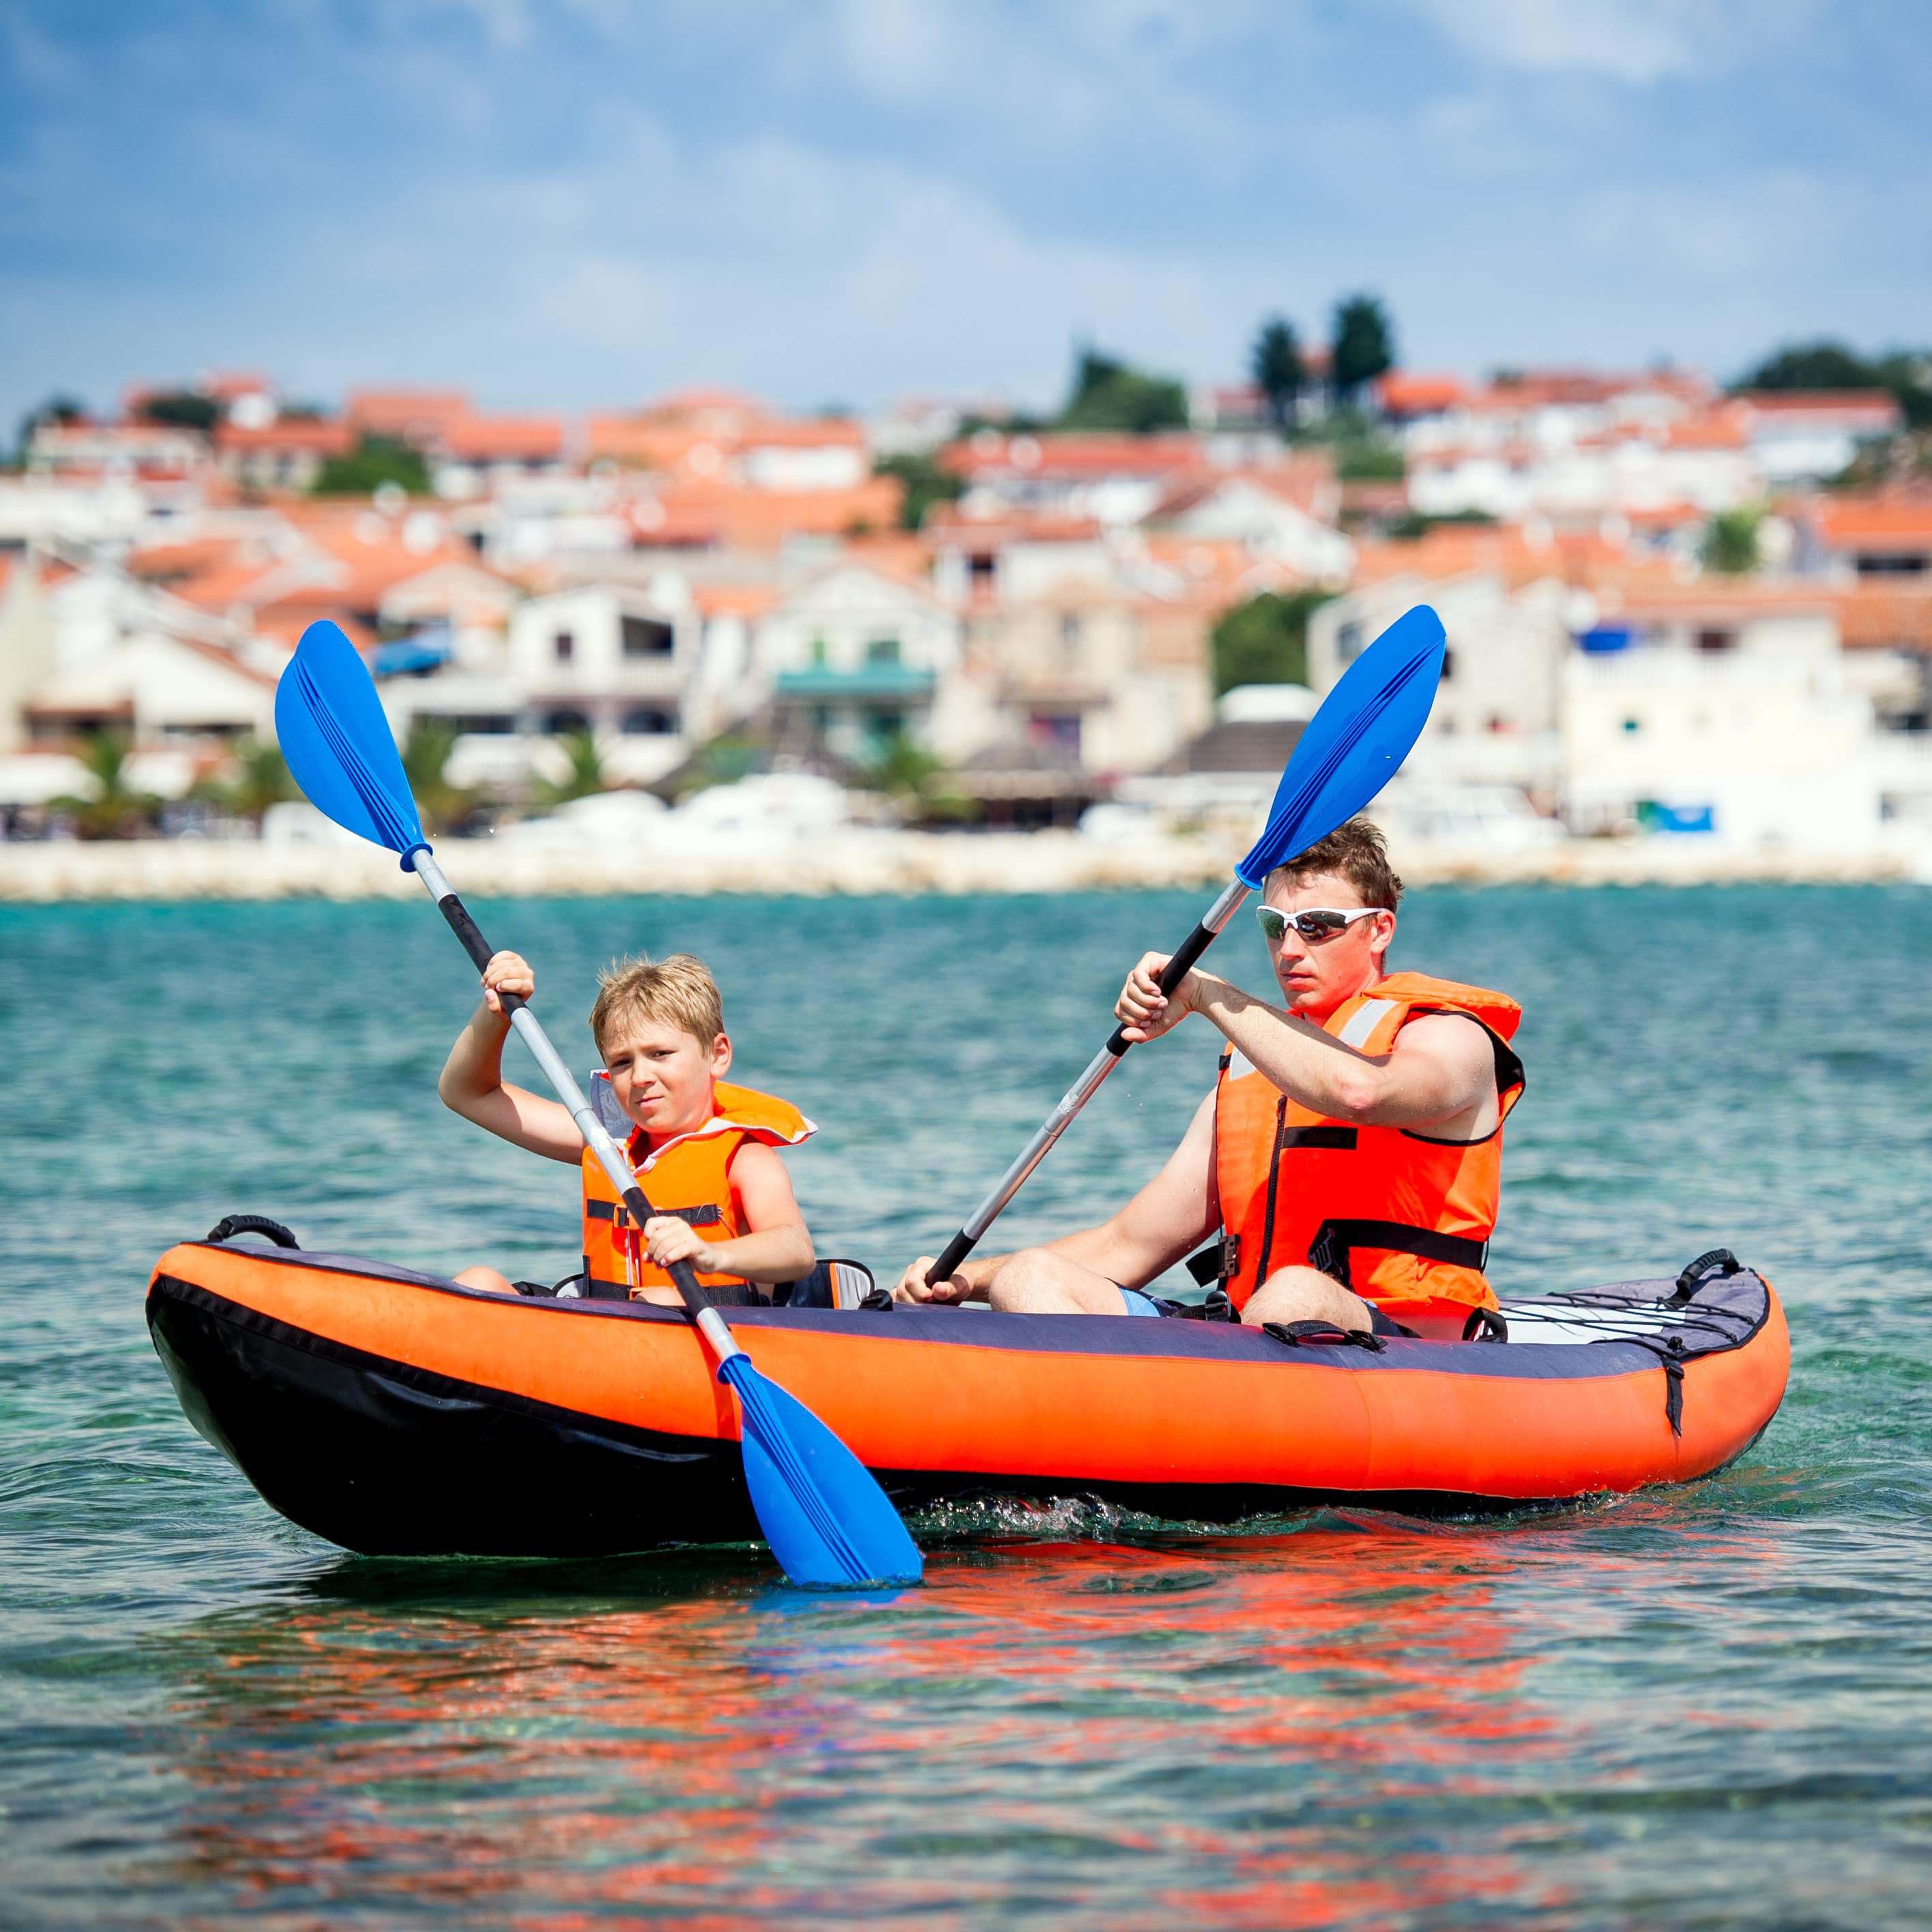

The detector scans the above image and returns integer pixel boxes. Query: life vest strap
[584,1200,723,1228]
[1307,1217,1489,1290]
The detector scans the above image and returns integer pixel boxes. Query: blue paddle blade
[274,620,428,861]
[718,1354,924,1587]
[1235,604,1446,889]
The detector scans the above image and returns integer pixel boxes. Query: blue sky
[2,0,1927,430]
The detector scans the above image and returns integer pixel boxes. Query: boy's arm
[437,951,584,1164]
[640,1141,816,1285]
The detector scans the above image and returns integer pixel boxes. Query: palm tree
[533,728,606,810]
[400,719,473,834]
[208,736,297,824]
[50,731,162,839]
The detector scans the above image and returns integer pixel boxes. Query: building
[1739,391,1902,485]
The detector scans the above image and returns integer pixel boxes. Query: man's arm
[438,950,583,1163]
[1119,957,1495,1131]
[896,1091,1220,1302]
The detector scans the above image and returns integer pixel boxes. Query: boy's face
[600,1015,732,1138]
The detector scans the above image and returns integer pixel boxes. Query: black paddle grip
[1104,918,1218,1055]
[436,891,497,974]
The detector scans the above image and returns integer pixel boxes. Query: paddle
[925,602,1446,1287]
[274,619,922,1588]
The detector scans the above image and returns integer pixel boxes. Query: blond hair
[589,952,724,1053]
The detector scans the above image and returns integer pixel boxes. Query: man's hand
[480,950,535,1014]
[1115,951,1198,1044]
[894,1257,973,1304]
[643,1217,721,1276]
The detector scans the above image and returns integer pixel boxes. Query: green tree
[1738,342,1877,391]
[855,731,971,821]
[1058,347,1189,433]
[534,728,606,809]
[1250,317,1306,430]
[1330,293,1395,405]
[312,435,433,497]
[205,736,298,822]
[15,393,85,463]
[873,452,965,530]
[400,719,473,832]
[1700,508,1763,574]
[137,390,219,431]
[50,731,162,838]
[1210,589,1333,695]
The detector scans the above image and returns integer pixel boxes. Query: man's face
[601,1016,731,1139]
[1259,868,1394,1018]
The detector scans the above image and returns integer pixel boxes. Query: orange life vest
[580,1081,815,1298]
[1211,971,1525,1321]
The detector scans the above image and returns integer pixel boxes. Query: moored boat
[147,1225,1789,1557]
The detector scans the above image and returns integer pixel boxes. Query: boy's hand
[894,1257,971,1304]
[1115,950,1195,1044]
[643,1216,721,1276]
[480,950,535,1015]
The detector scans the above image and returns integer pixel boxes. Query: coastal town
[4,319,1931,896]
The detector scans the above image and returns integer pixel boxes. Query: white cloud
[1407,0,1701,84]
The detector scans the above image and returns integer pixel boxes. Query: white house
[753,560,973,763]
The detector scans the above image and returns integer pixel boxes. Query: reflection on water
[138,1512,1836,1929]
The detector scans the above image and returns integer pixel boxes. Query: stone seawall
[2,830,1929,902]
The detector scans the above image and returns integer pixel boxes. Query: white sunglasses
[1256,905,1392,942]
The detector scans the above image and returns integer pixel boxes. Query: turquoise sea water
[3,883,1931,1929]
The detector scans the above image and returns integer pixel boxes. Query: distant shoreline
[4,830,1930,901]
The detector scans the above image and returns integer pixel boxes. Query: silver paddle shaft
[929,875,1252,1280]
[411,851,741,1362]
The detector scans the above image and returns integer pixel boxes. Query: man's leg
[986,1248,1138,1315]
[1241,1264,1377,1333]
[453,1264,518,1296]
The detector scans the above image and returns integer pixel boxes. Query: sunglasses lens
[1302,911,1347,937]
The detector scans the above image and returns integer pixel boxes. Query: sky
[3,0,1929,431]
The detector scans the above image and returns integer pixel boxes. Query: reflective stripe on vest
[580,1081,814,1296]
[1211,971,1525,1316]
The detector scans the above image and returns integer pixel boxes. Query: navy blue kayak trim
[179,1240,1769,1384]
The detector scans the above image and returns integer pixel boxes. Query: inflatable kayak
[147,1223,1789,1557]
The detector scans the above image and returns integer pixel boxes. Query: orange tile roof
[1742,390,1901,427]
[739,418,865,450]
[941,432,1204,479]
[345,388,471,436]
[214,420,353,455]
[439,414,565,463]
[691,584,781,619]
[1662,410,1750,451]
[1808,497,1932,547]
[924,506,1105,544]
[1375,372,1468,415]
[1834,583,1932,649]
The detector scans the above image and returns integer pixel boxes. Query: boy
[439,949,816,1304]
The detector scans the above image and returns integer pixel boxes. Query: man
[895,819,1523,1338]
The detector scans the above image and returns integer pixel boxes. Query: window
[553,630,574,663]
[1336,619,1363,663]
[544,709,591,735]
[1439,648,1454,682]
[866,637,902,665]
[968,553,996,589]
[621,707,677,735]
[1695,628,1736,654]
[809,635,828,666]
[1622,716,1642,735]
[1059,612,1082,664]
[1029,713,1081,759]
[621,615,673,658]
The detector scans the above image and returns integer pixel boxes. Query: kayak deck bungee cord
[147,1231,1787,1558]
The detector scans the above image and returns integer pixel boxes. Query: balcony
[774,664,937,703]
